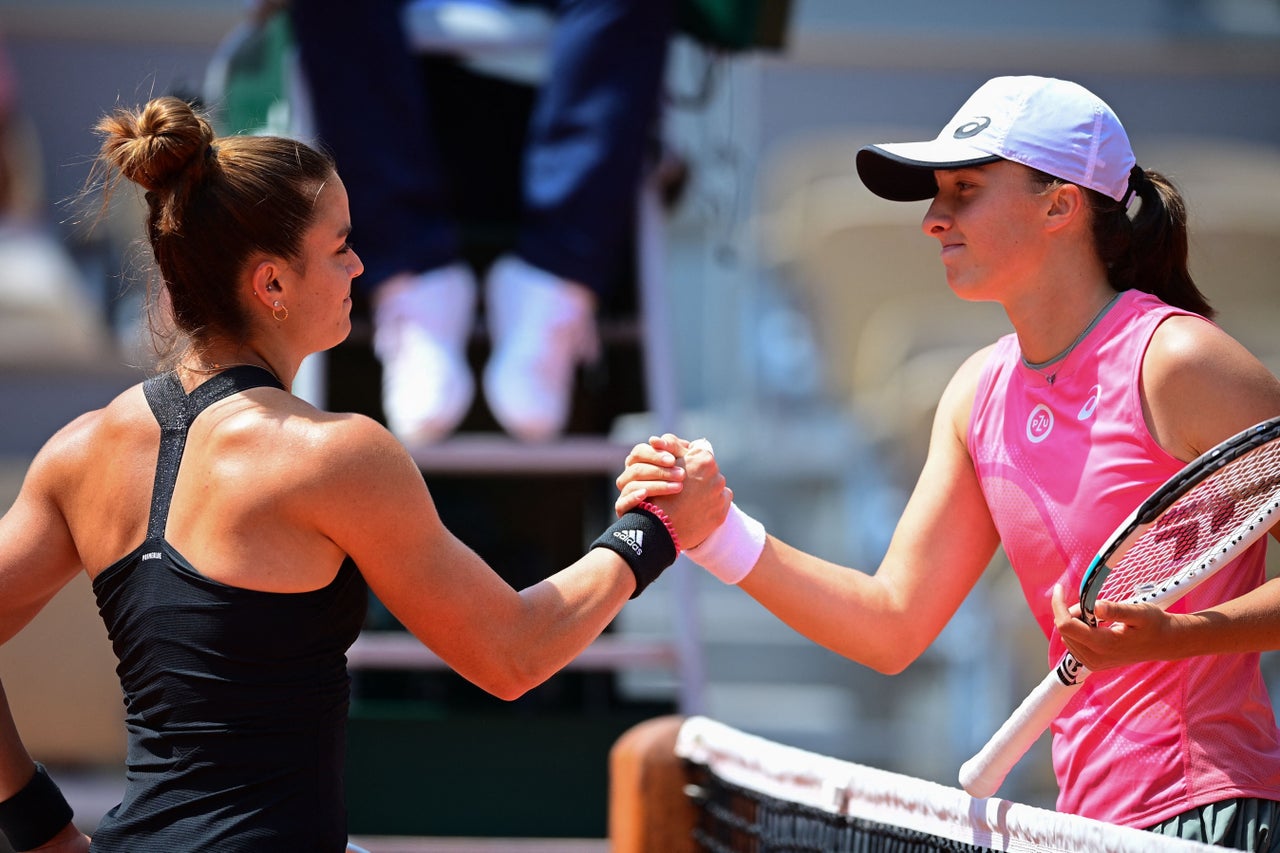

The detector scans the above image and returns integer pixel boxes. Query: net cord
[676,715,1218,853]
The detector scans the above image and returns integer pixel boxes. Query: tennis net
[609,715,1217,853]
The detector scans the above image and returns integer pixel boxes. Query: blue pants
[289,0,675,298]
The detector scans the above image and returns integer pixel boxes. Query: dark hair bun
[96,95,215,192]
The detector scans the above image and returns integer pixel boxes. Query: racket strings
[1096,440,1280,605]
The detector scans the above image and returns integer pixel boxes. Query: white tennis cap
[856,75,1138,204]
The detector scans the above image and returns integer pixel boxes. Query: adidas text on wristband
[591,507,678,598]
[0,763,74,851]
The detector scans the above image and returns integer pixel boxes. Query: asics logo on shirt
[1078,385,1102,420]
[612,529,644,555]
[1027,385,1104,443]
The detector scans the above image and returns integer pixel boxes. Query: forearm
[0,679,80,852]
[1063,577,1280,671]
[497,509,678,692]
[1165,578,1280,659]
[738,537,932,675]
[512,550,635,677]
[0,680,35,799]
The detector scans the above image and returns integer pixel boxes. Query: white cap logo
[953,117,991,139]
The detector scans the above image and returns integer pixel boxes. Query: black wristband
[591,507,678,598]
[0,763,74,851]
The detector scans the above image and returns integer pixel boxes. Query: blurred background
[0,0,1278,845]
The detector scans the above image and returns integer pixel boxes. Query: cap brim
[856,143,1002,202]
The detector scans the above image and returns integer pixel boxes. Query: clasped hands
[615,433,731,551]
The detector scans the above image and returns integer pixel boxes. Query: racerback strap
[141,366,285,540]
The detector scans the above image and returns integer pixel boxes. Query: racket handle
[958,653,1089,799]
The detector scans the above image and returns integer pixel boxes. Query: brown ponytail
[1088,167,1214,319]
[92,95,335,359]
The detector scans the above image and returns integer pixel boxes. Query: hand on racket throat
[1052,583,1177,673]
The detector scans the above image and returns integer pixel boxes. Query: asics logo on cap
[953,117,991,139]
[612,529,644,556]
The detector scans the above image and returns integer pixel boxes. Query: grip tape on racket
[958,652,1090,799]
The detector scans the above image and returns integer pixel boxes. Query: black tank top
[90,368,368,852]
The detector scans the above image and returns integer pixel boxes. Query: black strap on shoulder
[187,365,285,412]
[141,366,285,539]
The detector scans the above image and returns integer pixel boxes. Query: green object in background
[345,703,670,838]
[209,12,295,137]
[206,0,793,141]
[677,0,793,51]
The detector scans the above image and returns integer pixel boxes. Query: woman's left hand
[1052,583,1178,671]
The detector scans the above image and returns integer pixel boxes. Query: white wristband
[685,503,765,584]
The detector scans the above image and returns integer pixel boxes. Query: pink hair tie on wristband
[638,501,681,554]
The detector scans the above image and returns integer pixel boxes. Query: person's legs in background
[290,0,477,444]
[292,0,676,444]
[484,0,676,441]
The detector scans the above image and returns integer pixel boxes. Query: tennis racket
[959,416,1280,799]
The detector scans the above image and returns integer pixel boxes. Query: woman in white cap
[616,75,1280,847]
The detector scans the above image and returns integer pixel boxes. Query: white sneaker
[373,263,477,444]
[400,0,554,83]
[483,255,599,442]
[401,0,552,49]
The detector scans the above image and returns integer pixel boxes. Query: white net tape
[676,716,1217,853]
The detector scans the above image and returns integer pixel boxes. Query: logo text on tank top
[1026,384,1102,443]
[1026,404,1054,443]
[1078,384,1102,421]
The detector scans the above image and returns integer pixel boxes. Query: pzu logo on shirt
[1025,384,1103,444]
[1026,404,1054,443]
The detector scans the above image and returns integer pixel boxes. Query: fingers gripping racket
[959,416,1280,799]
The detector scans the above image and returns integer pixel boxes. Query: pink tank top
[968,289,1280,826]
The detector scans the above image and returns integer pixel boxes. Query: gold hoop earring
[272,300,289,322]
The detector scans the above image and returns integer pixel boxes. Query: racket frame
[959,416,1280,799]
[1079,417,1280,626]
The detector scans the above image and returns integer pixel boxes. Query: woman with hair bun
[0,96,728,852]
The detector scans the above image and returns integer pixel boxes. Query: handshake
[614,435,766,585]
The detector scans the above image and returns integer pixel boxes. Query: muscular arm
[310,416,729,699]
[0,432,88,846]
[0,441,85,647]
[626,348,1002,674]
[736,350,1000,673]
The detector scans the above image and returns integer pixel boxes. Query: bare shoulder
[26,383,151,487]
[949,343,1000,388]
[1145,314,1280,457]
[937,343,1000,434]
[264,401,446,557]
[293,404,409,466]
[269,400,424,492]
[1146,313,1234,364]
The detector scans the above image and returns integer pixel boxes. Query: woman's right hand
[615,433,690,515]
